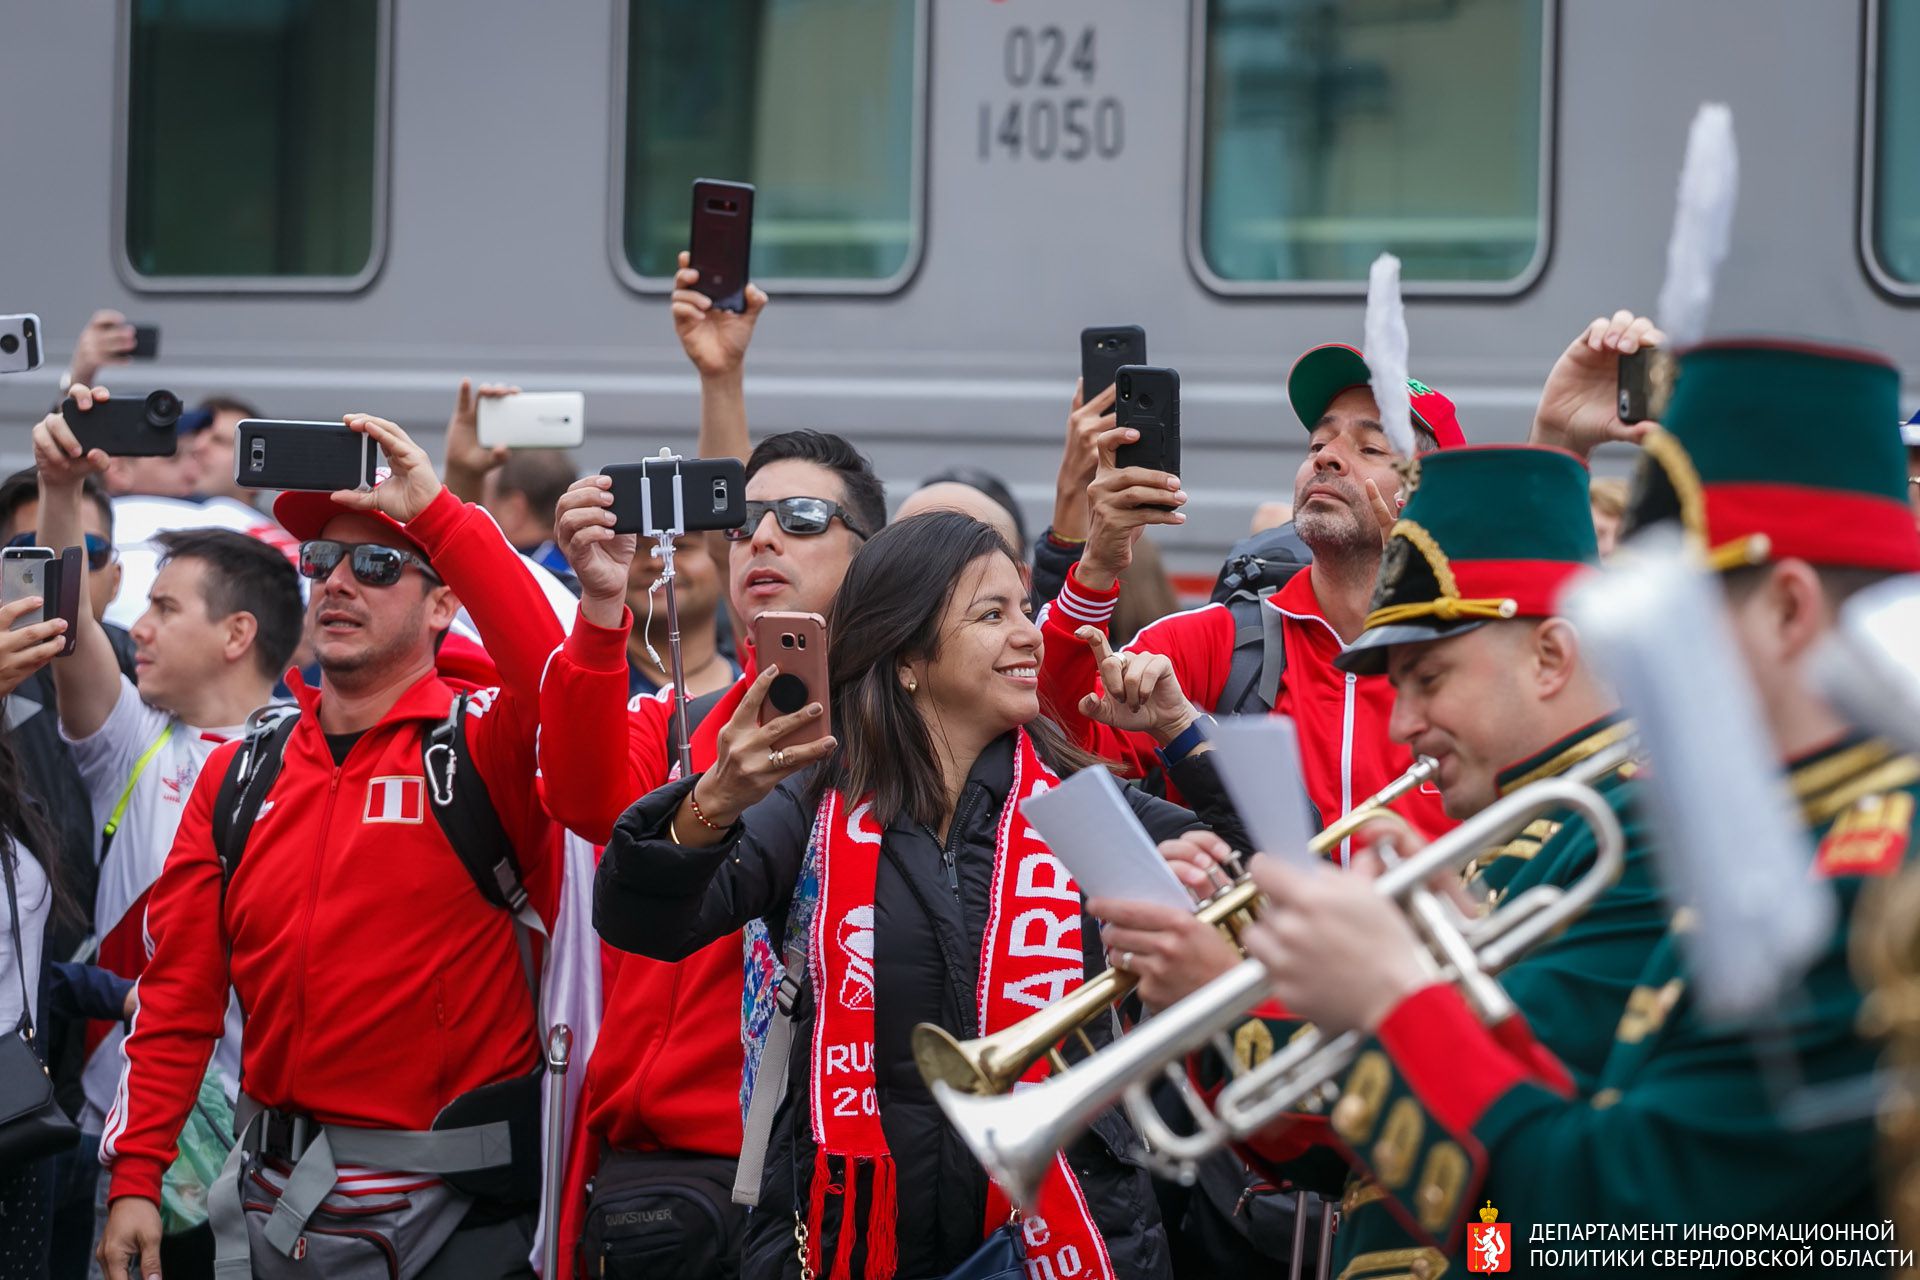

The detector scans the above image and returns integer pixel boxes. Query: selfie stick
[640,449,696,779]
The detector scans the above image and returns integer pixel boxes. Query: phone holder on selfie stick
[641,448,697,779]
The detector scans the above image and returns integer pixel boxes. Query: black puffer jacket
[597,734,1220,1280]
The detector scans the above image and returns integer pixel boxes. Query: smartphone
[50,546,82,655]
[234,420,376,492]
[1080,326,1146,406]
[689,179,756,313]
[1617,347,1676,425]
[129,324,160,360]
[0,314,42,374]
[63,390,183,458]
[477,392,586,449]
[1113,366,1182,503]
[603,456,747,535]
[751,611,830,746]
[1,547,54,631]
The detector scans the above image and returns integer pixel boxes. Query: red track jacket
[538,611,751,1277]
[102,490,565,1203]
[1040,562,1452,854]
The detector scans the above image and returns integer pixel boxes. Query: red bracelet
[687,788,727,832]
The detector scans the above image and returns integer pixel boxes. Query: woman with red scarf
[597,512,1216,1280]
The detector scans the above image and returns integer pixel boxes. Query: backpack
[208,692,547,1206]
[1212,522,1310,716]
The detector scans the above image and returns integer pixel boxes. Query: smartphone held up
[0,314,42,374]
[688,179,755,313]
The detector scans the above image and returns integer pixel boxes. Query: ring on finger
[769,747,788,770]
[1116,950,1135,973]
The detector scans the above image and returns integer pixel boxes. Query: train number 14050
[978,25,1124,163]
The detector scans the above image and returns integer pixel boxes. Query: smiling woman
[594,511,1221,1279]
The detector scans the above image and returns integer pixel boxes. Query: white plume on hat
[1364,253,1415,458]
[1657,103,1739,349]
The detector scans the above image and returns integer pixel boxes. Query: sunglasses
[723,497,871,543]
[6,531,116,571]
[298,539,440,588]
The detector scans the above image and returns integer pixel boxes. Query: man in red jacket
[1039,344,1463,854]
[95,413,566,1280]
[532,257,885,1278]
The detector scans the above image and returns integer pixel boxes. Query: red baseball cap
[272,490,432,564]
[1286,343,1466,450]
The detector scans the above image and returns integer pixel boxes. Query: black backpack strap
[665,686,730,775]
[212,707,301,883]
[1218,591,1289,715]
[423,693,544,1008]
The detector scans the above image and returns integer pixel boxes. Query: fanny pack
[582,1149,744,1280]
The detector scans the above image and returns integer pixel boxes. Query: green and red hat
[1287,343,1467,450]
[1619,339,1920,573]
[1336,445,1598,675]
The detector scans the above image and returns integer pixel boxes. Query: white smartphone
[477,392,586,449]
[0,314,43,375]
[1,547,55,629]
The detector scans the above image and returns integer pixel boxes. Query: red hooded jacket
[537,611,752,1278]
[102,489,565,1203]
[1040,562,1452,854]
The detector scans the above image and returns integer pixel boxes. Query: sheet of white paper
[1021,767,1193,910]
[1208,717,1318,868]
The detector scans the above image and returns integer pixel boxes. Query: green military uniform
[1208,448,1673,1275]
[1317,340,1920,1278]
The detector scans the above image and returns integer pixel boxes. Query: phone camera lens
[145,390,182,430]
[0,335,16,355]
[1117,375,1132,400]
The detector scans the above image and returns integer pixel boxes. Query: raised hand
[682,665,836,835]
[554,474,636,627]
[34,384,114,490]
[1077,424,1186,591]
[1075,626,1200,745]
[672,249,768,380]
[330,415,443,523]
[67,309,135,388]
[1530,311,1666,459]
[1051,379,1118,541]
[442,378,518,499]
[0,598,69,696]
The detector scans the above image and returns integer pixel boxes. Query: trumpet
[933,742,1631,1209]
[912,756,1441,1097]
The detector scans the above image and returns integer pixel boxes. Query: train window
[614,0,925,293]
[120,0,387,290]
[1866,0,1920,294]
[1192,0,1553,294]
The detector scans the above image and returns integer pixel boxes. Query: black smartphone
[689,179,756,313]
[1113,365,1182,486]
[129,324,160,360]
[234,420,375,492]
[1616,347,1676,425]
[63,390,182,458]
[603,456,748,535]
[1080,326,1147,405]
[50,546,82,656]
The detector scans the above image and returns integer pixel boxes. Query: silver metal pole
[1288,1190,1310,1280]
[540,1024,574,1280]
[1314,1200,1338,1280]
[654,529,694,779]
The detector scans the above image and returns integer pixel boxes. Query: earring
[904,676,919,693]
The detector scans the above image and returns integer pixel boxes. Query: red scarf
[807,730,1112,1280]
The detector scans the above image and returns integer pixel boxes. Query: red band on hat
[1447,559,1589,618]
[1704,483,1920,573]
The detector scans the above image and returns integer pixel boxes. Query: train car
[1,0,1914,584]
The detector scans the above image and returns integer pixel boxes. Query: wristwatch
[1156,714,1215,767]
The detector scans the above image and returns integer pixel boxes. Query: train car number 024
[979,25,1123,163]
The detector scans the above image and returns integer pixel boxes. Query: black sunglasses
[298,539,440,588]
[723,496,871,543]
[6,531,116,572]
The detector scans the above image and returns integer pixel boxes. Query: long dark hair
[0,713,75,931]
[811,512,1102,828]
